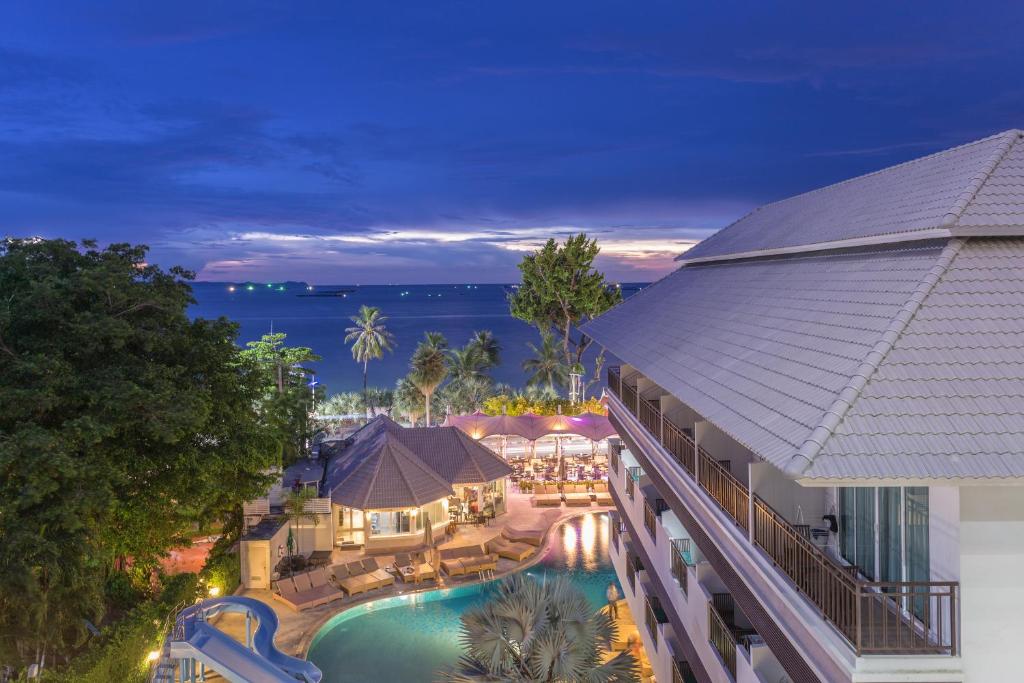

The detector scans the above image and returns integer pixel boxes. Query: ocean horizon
[188,281,643,394]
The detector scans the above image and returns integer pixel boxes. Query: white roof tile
[681,130,1024,262]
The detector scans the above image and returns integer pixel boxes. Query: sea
[188,282,644,395]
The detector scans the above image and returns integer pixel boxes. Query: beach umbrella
[422,512,436,578]
[286,527,294,557]
[444,410,496,440]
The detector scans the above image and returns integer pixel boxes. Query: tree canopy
[0,239,279,667]
[508,234,622,385]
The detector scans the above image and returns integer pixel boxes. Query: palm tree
[523,332,569,395]
[410,333,449,426]
[468,329,501,368]
[393,376,425,425]
[441,573,637,682]
[344,305,396,418]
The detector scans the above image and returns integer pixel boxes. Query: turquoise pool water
[307,512,621,682]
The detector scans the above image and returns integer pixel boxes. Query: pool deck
[217,492,613,660]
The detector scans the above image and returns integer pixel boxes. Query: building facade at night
[585,130,1024,682]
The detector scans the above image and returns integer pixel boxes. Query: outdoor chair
[361,557,396,588]
[486,536,535,562]
[564,483,593,507]
[502,525,545,547]
[592,481,613,505]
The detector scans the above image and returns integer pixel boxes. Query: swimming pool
[307,512,621,682]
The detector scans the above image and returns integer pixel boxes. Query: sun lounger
[332,563,373,596]
[440,545,498,576]
[503,525,545,547]
[486,536,536,561]
[304,567,345,604]
[531,482,563,507]
[361,558,396,588]
[564,483,593,506]
[592,481,613,505]
[273,575,327,611]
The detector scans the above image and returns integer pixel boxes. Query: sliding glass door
[838,486,929,590]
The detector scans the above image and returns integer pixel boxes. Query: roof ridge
[386,434,454,505]
[944,131,1021,227]
[453,430,487,481]
[783,237,967,476]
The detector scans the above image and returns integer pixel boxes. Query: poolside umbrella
[422,512,436,580]
[286,527,294,557]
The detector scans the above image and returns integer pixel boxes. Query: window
[370,510,412,536]
[838,487,930,589]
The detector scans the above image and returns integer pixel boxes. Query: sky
[2,1,1023,284]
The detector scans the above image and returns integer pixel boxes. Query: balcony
[672,658,696,683]
[643,496,668,541]
[607,366,960,658]
[625,466,641,500]
[670,538,692,596]
[644,595,669,650]
[625,549,643,592]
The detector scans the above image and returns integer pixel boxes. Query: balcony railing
[662,420,695,475]
[608,366,961,658]
[610,442,621,474]
[753,496,958,656]
[626,551,643,592]
[625,466,641,500]
[697,449,749,532]
[670,538,692,595]
[672,658,696,683]
[638,395,661,438]
[610,512,621,552]
[642,497,667,541]
[644,595,668,650]
[708,600,738,679]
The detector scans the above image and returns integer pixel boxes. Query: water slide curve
[169,596,322,683]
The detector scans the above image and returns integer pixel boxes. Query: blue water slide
[168,596,322,683]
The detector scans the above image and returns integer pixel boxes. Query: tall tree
[283,487,320,558]
[522,331,569,394]
[409,332,449,425]
[344,305,396,418]
[241,332,322,464]
[509,234,622,392]
[0,239,278,669]
[441,573,637,682]
[394,376,426,426]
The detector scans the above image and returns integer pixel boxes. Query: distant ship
[296,287,357,298]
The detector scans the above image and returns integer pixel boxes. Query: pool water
[307,512,621,682]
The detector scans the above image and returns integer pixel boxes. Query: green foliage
[40,574,199,683]
[344,305,396,414]
[0,238,278,667]
[440,573,637,682]
[283,488,320,557]
[241,332,322,464]
[522,331,569,394]
[393,376,428,426]
[409,332,450,425]
[508,234,621,396]
[481,395,605,417]
[201,544,241,598]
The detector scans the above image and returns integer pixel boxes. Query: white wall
[749,463,827,526]
[958,486,1024,683]
[929,486,959,582]
[695,420,755,485]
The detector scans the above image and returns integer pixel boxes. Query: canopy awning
[443,411,616,442]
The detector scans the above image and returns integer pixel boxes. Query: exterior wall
[749,462,827,528]
[239,540,269,590]
[930,486,960,583]
[695,420,755,485]
[958,486,1024,683]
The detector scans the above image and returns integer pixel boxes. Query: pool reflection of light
[562,523,578,567]
[580,513,598,570]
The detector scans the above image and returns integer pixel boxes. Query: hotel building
[584,130,1024,682]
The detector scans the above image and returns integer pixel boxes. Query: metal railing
[643,497,667,540]
[625,466,641,500]
[672,658,696,683]
[708,600,738,679]
[608,366,961,657]
[662,420,695,475]
[610,512,621,551]
[637,395,661,438]
[626,552,640,592]
[753,495,959,656]
[610,442,621,474]
[644,595,667,650]
[697,448,749,531]
[670,538,692,596]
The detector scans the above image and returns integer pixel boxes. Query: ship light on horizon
[228,285,236,292]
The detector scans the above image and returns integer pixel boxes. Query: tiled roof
[321,416,512,508]
[805,238,1024,479]
[322,418,454,509]
[681,130,1023,262]
[585,241,949,471]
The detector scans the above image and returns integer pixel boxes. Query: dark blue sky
[2,1,1022,283]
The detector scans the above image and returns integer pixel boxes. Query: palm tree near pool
[345,305,396,419]
[441,573,637,682]
[410,332,449,426]
[523,331,569,395]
